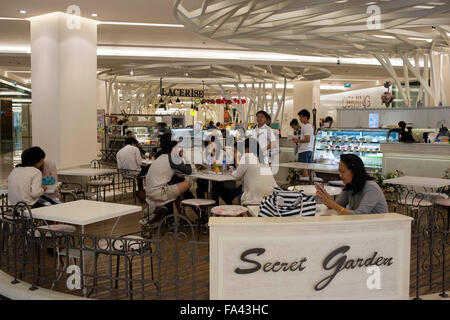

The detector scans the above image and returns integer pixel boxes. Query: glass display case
[127,126,159,146]
[313,128,400,169]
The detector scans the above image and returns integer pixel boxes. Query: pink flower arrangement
[381,91,394,104]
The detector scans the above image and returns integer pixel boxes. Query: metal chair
[94,232,158,300]
[118,169,141,204]
[87,160,115,202]
[211,205,248,217]
[181,198,216,240]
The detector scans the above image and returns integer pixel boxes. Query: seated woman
[8,146,49,208]
[145,133,192,222]
[42,159,62,204]
[229,138,277,204]
[315,154,388,215]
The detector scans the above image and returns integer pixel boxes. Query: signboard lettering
[233,245,393,291]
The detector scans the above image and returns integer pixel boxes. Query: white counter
[381,143,450,178]
[209,213,412,300]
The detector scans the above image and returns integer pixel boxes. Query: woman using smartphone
[315,154,388,215]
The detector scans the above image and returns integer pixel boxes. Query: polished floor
[0,136,32,180]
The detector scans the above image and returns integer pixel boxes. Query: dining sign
[209,214,412,300]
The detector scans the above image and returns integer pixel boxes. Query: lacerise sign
[209,214,412,300]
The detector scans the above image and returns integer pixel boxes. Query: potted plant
[373,169,404,201]
[381,81,394,108]
[287,168,302,186]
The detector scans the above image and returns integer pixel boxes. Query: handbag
[259,187,316,217]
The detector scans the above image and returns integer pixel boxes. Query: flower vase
[385,102,391,108]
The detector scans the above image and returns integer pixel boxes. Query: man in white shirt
[116,137,148,203]
[290,119,302,158]
[251,110,277,164]
[293,109,315,175]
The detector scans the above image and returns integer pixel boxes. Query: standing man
[290,119,302,159]
[117,137,148,203]
[293,109,314,175]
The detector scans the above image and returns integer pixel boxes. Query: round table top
[288,185,342,196]
[181,198,216,207]
[436,198,450,207]
[211,205,248,216]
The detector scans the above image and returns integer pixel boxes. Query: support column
[430,51,450,106]
[31,12,97,169]
[293,80,320,124]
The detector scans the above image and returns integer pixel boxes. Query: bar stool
[211,205,248,217]
[327,180,345,187]
[181,199,216,240]
[242,200,261,207]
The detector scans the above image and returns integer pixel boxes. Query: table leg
[309,170,314,185]
[207,180,212,200]
[81,225,86,296]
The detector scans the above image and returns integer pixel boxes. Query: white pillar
[293,80,320,123]
[96,80,107,111]
[31,12,97,168]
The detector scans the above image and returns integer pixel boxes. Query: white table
[58,168,117,177]
[189,171,237,200]
[30,200,142,234]
[278,162,339,184]
[30,200,142,294]
[383,176,450,189]
[287,185,342,196]
[58,167,117,195]
[384,176,450,234]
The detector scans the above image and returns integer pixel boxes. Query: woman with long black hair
[315,154,388,215]
[8,146,48,208]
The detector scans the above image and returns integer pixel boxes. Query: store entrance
[0,102,32,180]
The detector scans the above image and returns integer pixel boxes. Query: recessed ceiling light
[374,35,396,39]
[19,10,27,14]
[91,13,98,17]
[408,37,432,43]
[413,5,435,9]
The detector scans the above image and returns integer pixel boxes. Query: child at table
[42,160,62,204]
[8,146,50,208]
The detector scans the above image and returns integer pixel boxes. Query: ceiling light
[130,69,134,76]
[19,10,27,14]
[0,92,28,96]
[374,35,396,39]
[99,21,184,28]
[169,99,173,106]
[91,13,98,17]
[320,85,345,90]
[413,5,435,9]
[408,37,432,43]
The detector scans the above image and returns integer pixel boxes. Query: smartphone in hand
[315,183,325,192]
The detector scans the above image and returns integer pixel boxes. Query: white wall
[320,86,386,121]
